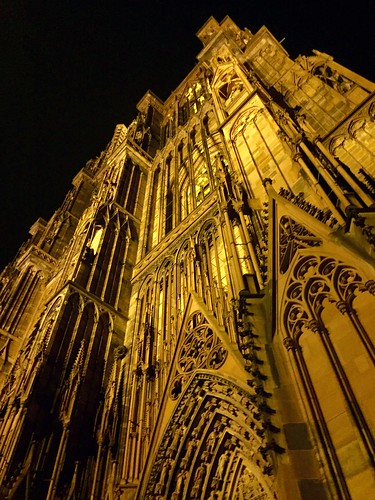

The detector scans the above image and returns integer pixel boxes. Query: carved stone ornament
[283,254,370,346]
[169,311,228,400]
[279,216,322,274]
[114,345,127,360]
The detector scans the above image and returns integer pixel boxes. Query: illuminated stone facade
[0,16,374,500]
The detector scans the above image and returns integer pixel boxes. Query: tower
[0,15,374,499]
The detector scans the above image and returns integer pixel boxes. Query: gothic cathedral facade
[0,16,374,500]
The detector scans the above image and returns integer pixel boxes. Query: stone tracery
[170,311,228,400]
[282,249,375,489]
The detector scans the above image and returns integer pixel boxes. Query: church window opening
[165,187,174,233]
[179,175,192,220]
[89,225,103,255]
[178,142,184,165]
[126,164,141,214]
[218,73,244,109]
[186,81,206,114]
[178,101,189,126]
[156,261,174,363]
[194,162,211,205]
[199,223,228,322]
[161,113,176,147]
[147,167,161,250]
[190,127,197,147]
[116,159,132,207]
[165,156,174,234]
[177,242,190,315]
[116,159,142,215]
[203,114,210,135]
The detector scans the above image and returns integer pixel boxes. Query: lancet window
[126,165,141,214]
[178,101,189,126]
[78,311,110,415]
[190,127,197,147]
[177,142,184,165]
[139,281,152,359]
[64,302,96,374]
[177,142,190,221]
[202,113,210,135]
[217,71,246,111]
[176,240,195,318]
[156,260,175,367]
[147,167,161,251]
[161,113,176,147]
[41,299,110,483]
[0,266,42,334]
[116,158,141,216]
[126,268,178,480]
[48,293,81,368]
[282,254,375,488]
[194,161,211,205]
[164,156,174,235]
[83,210,129,307]
[54,314,109,498]
[198,222,228,324]
[88,225,103,255]
[186,81,206,114]
[179,174,192,221]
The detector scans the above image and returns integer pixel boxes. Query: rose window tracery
[170,311,227,399]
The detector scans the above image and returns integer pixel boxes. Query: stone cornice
[107,138,153,171]
[16,244,57,273]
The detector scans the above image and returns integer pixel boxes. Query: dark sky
[1,0,374,270]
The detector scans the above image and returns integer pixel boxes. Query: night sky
[1,0,374,270]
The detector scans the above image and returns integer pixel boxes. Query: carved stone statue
[171,469,187,499]
[216,451,229,479]
[155,458,173,494]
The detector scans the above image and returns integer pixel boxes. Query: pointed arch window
[217,72,245,111]
[89,225,104,255]
[156,261,174,364]
[179,175,192,220]
[50,293,81,366]
[190,127,197,147]
[116,159,142,215]
[161,113,176,147]
[165,156,174,235]
[177,241,191,315]
[87,211,129,306]
[194,161,211,205]
[198,223,228,322]
[186,81,206,114]
[178,142,184,166]
[126,164,141,214]
[178,101,189,126]
[165,187,174,233]
[146,167,161,251]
